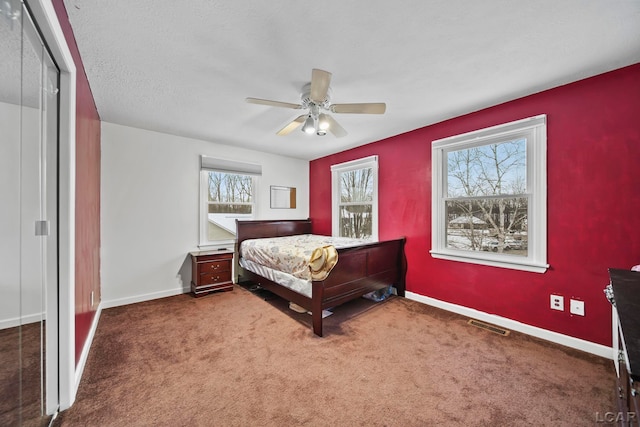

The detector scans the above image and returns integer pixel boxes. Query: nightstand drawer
[197,260,231,275]
[199,270,232,285]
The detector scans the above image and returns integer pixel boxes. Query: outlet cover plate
[570,299,585,316]
[550,294,564,311]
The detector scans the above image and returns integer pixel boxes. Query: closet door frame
[26,0,77,412]
[21,4,60,418]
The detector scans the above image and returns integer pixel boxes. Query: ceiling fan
[245,69,386,138]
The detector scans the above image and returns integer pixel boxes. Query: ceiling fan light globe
[318,113,330,130]
[301,115,316,134]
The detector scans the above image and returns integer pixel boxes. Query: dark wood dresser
[190,250,234,297]
[607,268,640,426]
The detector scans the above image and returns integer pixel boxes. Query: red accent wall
[52,0,102,365]
[310,63,640,346]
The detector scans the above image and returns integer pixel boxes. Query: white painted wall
[101,122,309,307]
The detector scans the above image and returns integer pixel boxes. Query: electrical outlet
[550,294,564,311]
[570,299,585,316]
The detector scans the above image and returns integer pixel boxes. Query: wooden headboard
[235,219,312,253]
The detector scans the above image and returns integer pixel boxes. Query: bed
[235,219,406,336]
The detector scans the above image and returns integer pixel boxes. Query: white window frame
[199,156,260,249]
[431,115,548,273]
[331,155,379,241]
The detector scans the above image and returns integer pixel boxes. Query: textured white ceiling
[62,0,640,160]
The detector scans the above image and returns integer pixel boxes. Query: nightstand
[190,250,234,297]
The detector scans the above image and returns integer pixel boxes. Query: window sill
[430,249,549,273]
[198,242,235,252]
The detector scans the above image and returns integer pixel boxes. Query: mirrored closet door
[1,0,59,425]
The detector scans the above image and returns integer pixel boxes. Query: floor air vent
[467,319,510,336]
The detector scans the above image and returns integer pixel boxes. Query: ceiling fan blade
[246,97,302,109]
[331,103,386,114]
[276,115,306,136]
[310,69,332,103]
[325,114,347,138]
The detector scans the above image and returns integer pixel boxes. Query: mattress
[239,257,313,297]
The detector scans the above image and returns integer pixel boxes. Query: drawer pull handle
[211,264,220,270]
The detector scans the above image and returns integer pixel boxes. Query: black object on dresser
[190,250,234,297]
[607,268,640,426]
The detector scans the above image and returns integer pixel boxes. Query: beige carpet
[53,285,617,426]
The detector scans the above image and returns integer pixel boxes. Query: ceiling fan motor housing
[300,82,331,111]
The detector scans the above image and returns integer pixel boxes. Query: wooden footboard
[236,219,406,336]
[310,238,406,336]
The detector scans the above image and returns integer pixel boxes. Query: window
[200,156,261,247]
[431,115,548,273]
[331,155,378,240]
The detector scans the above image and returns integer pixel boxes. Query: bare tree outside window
[446,138,528,256]
[208,172,253,214]
[339,168,373,239]
[207,172,253,240]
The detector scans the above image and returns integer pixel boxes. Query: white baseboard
[405,291,613,360]
[0,312,45,330]
[74,303,102,396]
[101,286,190,309]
